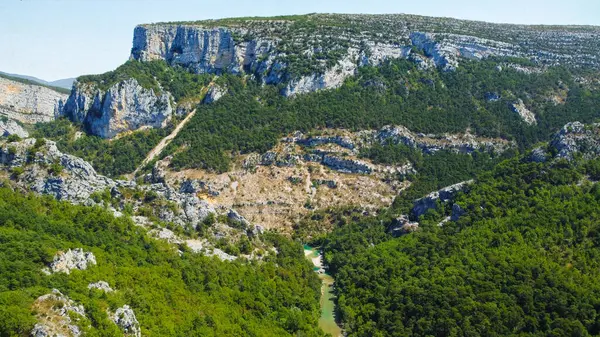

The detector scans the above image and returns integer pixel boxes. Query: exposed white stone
[0,119,29,138]
[31,289,85,337]
[88,281,114,293]
[511,99,537,125]
[48,248,96,274]
[110,305,141,337]
[63,78,173,138]
[0,76,67,124]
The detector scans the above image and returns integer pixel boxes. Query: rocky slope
[0,137,268,260]
[0,76,67,124]
[62,78,173,138]
[131,14,600,95]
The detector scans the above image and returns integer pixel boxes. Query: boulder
[111,305,141,337]
[88,281,114,293]
[413,180,473,218]
[31,289,85,337]
[0,119,29,138]
[47,248,96,274]
[389,215,420,236]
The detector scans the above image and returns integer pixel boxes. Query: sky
[1,0,598,81]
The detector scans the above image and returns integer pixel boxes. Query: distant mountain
[0,71,74,90]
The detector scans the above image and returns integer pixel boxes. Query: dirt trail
[131,109,196,177]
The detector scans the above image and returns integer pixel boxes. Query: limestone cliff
[130,23,411,96]
[130,14,600,96]
[0,76,67,124]
[63,78,173,138]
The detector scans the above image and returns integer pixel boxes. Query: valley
[0,11,600,337]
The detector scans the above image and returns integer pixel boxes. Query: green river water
[304,245,343,337]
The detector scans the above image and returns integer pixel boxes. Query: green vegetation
[165,58,598,173]
[359,141,423,166]
[323,154,600,336]
[78,60,213,102]
[0,72,70,94]
[0,187,323,336]
[391,149,517,214]
[33,119,171,177]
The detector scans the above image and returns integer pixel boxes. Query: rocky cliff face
[0,76,67,124]
[551,122,600,160]
[130,14,599,96]
[413,180,473,218]
[63,78,173,138]
[0,119,28,138]
[131,23,410,96]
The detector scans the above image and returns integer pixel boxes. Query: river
[304,245,343,337]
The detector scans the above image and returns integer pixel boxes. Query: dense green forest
[322,153,600,336]
[164,58,600,172]
[0,186,323,336]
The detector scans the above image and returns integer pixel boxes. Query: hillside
[323,123,600,336]
[2,12,600,336]
[28,12,600,232]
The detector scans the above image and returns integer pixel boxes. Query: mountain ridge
[0,71,75,91]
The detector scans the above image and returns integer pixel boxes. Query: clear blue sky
[1,0,597,81]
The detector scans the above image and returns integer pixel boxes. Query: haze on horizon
[1,0,597,81]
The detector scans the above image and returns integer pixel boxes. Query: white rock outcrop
[511,99,537,125]
[110,305,141,337]
[551,122,600,160]
[31,289,85,337]
[0,138,116,202]
[413,180,473,218]
[0,76,67,124]
[0,119,29,138]
[88,281,114,293]
[47,248,96,274]
[63,78,173,138]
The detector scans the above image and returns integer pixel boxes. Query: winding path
[131,109,196,177]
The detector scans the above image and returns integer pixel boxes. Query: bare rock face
[413,180,473,218]
[129,14,600,99]
[361,125,514,155]
[130,25,411,97]
[551,122,600,160]
[389,215,420,236]
[63,78,173,138]
[0,119,29,138]
[203,84,227,104]
[31,289,86,337]
[0,76,67,124]
[0,138,117,202]
[110,305,141,337]
[88,281,114,293]
[47,248,96,274]
[511,99,537,125]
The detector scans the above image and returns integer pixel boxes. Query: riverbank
[304,245,343,337]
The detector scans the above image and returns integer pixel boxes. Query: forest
[0,185,324,336]
[322,153,600,336]
[164,58,600,173]
[33,118,171,178]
